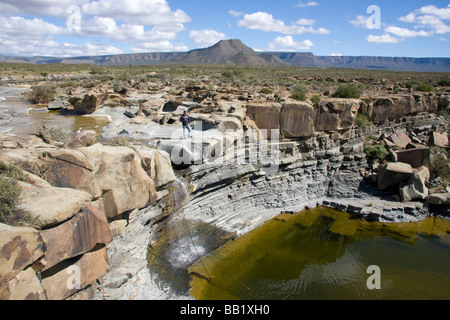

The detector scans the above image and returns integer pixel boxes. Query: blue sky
[0,0,448,57]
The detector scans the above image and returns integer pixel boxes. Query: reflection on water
[0,97,109,138]
[189,207,450,300]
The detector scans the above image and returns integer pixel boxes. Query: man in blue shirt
[180,111,192,138]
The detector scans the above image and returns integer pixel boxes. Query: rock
[40,149,101,199]
[428,132,449,148]
[0,223,45,285]
[246,102,282,139]
[377,162,414,190]
[162,100,184,112]
[70,94,105,115]
[18,181,92,228]
[426,192,450,205]
[78,144,158,219]
[314,99,359,132]
[394,147,431,169]
[47,101,64,111]
[39,205,112,271]
[40,246,109,300]
[64,130,97,149]
[0,267,46,300]
[389,129,411,149]
[399,166,430,202]
[280,101,315,138]
[140,98,166,116]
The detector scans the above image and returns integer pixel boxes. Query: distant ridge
[1,39,449,72]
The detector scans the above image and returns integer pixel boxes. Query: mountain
[170,39,286,66]
[1,39,449,72]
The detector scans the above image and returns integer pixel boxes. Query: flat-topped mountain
[1,39,449,72]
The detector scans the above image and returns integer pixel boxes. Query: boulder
[388,129,411,149]
[78,144,158,219]
[140,98,166,116]
[133,147,176,189]
[314,99,359,132]
[395,147,431,169]
[428,132,449,148]
[399,166,430,202]
[64,130,97,149]
[426,192,450,205]
[69,94,105,115]
[0,267,46,300]
[246,102,282,139]
[377,162,414,190]
[0,224,45,285]
[40,149,101,199]
[40,246,109,300]
[280,101,315,138]
[18,181,92,228]
[39,205,112,271]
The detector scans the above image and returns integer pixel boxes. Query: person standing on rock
[180,111,192,139]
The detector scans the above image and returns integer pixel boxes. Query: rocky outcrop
[0,133,178,300]
[280,101,315,138]
[314,99,359,132]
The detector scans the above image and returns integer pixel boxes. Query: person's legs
[183,125,192,138]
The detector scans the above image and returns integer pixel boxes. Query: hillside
[1,39,449,72]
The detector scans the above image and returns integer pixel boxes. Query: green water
[189,207,450,300]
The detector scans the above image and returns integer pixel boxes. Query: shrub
[36,122,70,144]
[356,114,372,128]
[29,85,56,104]
[332,84,361,99]
[415,83,434,92]
[109,136,129,146]
[364,144,388,161]
[0,161,30,226]
[438,78,450,87]
[310,95,321,105]
[260,88,273,94]
[292,84,307,101]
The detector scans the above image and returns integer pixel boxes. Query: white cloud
[238,11,329,35]
[228,9,243,17]
[350,15,369,29]
[399,4,450,35]
[294,1,319,8]
[131,41,188,53]
[81,0,191,25]
[267,35,313,51]
[330,52,342,56]
[367,34,400,44]
[0,0,84,16]
[189,29,227,48]
[296,18,315,26]
[385,26,432,38]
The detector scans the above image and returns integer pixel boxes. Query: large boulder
[388,129,412,149]
[133,147,176,189]
[394,147,431,169]
[0,267,46,300]
[39,205,112,271]
[78,144,158,219]
[246,102,282,139]
[18,181,92,228]
[377,162,414,190]
[40,149,101,199]
[280,101,315,138]
[428,132,449,148]
[40,246,109,300]
[0,224,45,285]
[69,94,106,115]
[399,166,430,202]
[314,99,359,132]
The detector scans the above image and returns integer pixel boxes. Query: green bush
[292,85,307,101]
[438,78,450,86]
[0,161,30,226]
[29,85,55,104]
[36,122,70,144]
[356,114,373,128]
[364,144,388,161]
[310,95,321,105]
[415,83,434,92]
[260,88,273,94]
[332,84,361,99]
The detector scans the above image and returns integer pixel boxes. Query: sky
[0,0,449,58]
